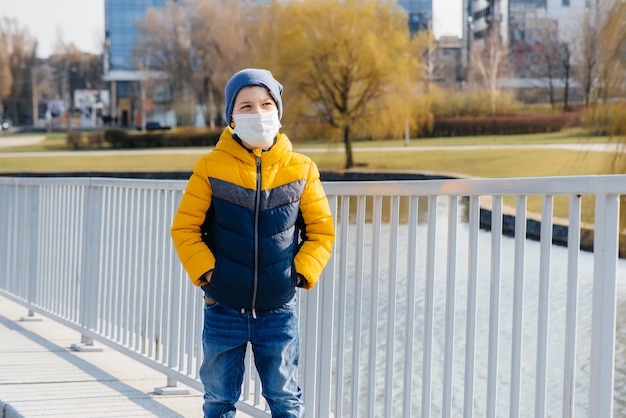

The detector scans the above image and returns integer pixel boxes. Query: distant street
[0,134,624,157]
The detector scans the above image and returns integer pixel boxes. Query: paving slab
[0,296,254,417]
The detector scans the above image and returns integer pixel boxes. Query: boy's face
[231,86,277,127]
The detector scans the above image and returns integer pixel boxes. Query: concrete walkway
[0,296,253,418]
[0,136,45,149]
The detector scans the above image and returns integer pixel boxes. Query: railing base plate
[154,386,190,395]
[70,342,103,352]
[19,316,42,322]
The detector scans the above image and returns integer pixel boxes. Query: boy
[171,68,335,417]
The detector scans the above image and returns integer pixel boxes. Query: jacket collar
[216,127,292,166]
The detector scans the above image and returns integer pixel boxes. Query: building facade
[397,0,433,34]
[464,0,509,44]
[103,0,169,127]
[103,0,291,128]
[460,0,597,101]
[507,0,591,101]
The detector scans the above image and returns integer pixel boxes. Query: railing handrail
[2,173,625,193]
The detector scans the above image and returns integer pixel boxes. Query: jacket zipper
[251,155,261,319]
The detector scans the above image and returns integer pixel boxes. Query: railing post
[71,180,102,352]
[589,191,620,418]
[154,376,189,395]
[0,183,7,292]
[155,211,189,396]
[301,277,319,417]
[315,195,337,417]
[563,194,581,418]
[509,195,527,418]
[21,184,42,322]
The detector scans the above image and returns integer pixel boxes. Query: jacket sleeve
[294,162,335,290]
[171,157,215,286]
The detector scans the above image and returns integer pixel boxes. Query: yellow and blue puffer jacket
[171,128,335,310]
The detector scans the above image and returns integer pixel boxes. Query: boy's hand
[296,274,307,288]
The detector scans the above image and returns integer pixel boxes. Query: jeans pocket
[280,295,297,311]
[204,295,218,308]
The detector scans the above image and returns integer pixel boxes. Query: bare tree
[470,30,509,116]
[135,2,194,125]
[523,20,573,112]
[540,41,559,110]
[187,0,249,127]
[0,17,37,125]
[558,42,572,112]
[136,0,250,127]
[0,32,12,117]
[574,10,598,106]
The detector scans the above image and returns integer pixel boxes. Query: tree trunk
[563,65,570,112]
[546,57,555,110]
[561,44,571,112]
[208,88,215,129]
[563,76,569,112]
[584,72,591,107]
[548,77,555,110]
[203,77,215,129]
[343,124,354,169]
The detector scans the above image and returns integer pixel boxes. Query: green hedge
[427,114,573,137]
[103,129,222,149]
[65,130,83,149]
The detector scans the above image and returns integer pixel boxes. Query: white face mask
[232,110,282,149]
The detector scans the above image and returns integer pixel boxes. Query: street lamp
[31,67,38,127]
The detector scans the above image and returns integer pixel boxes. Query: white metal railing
[0,175,624,417]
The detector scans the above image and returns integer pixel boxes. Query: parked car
[145,121,171,131]
[135,121,171,131]
[1,119,11,131]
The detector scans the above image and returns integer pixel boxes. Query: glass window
[105,0,168,71]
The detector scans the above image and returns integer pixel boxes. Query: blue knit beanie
[224,68,283,125]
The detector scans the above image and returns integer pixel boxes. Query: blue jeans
[199,295,303,418]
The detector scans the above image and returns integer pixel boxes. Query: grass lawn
[0,144,615,176]
[0,128,620,177]
[0,153,203,173]
[310,146,618,221]
[310,147,616,178]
